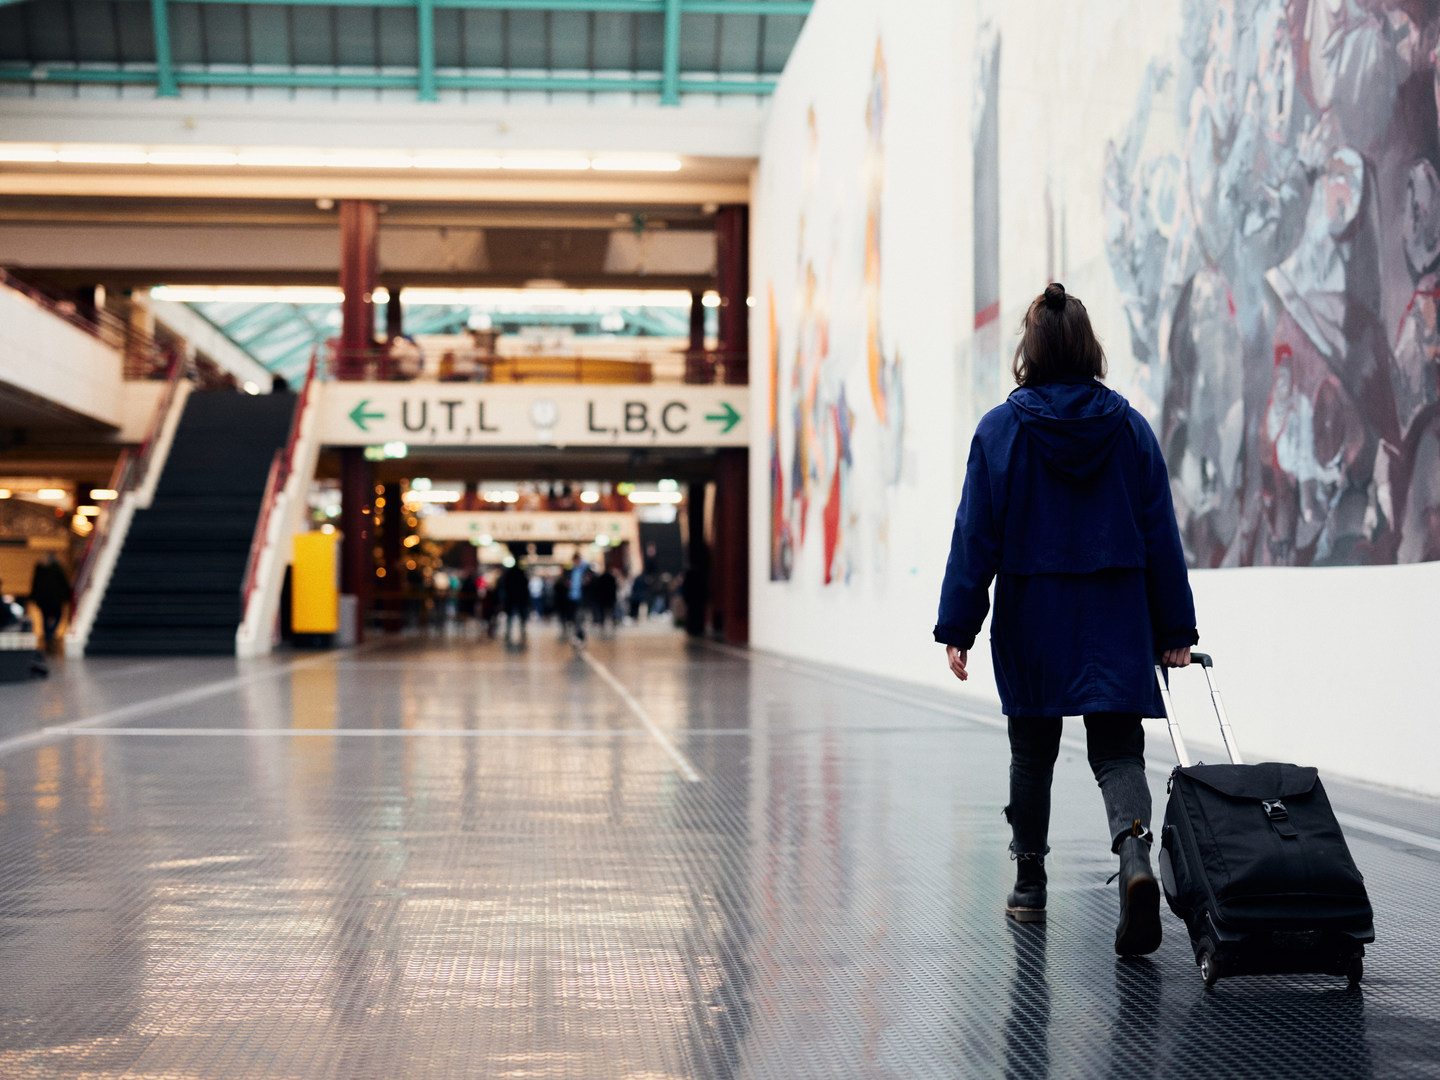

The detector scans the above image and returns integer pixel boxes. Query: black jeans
[1005,714,1151,859]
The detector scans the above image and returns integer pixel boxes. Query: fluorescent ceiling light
[147,150,240,166]
[36,488,67,500]
[701,290,721,308]
[322,152,414,169]
[57,146,147,165]
[0,145,59,163]
[590,157,682,172]
[235,150,323,168]
[150,285,344,304]
[90,488,118,500]
[500,156,591,171]
[411,153,503,170]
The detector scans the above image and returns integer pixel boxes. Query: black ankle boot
[1113,822,1161,955]
[1006,855,1047,923]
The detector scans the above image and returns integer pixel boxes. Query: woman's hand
[1162,646,1191,668]
[946,645,969,681]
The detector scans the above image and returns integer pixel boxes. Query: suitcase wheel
[1197,939,1222,988]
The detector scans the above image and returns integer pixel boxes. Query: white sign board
[422,511,638,547]
[316,383,747,448]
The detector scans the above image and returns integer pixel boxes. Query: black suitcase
[1154,653,1374,987]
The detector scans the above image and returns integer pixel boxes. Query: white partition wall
[753,0,1440,797]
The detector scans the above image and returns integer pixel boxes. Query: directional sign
[316,383,749,448]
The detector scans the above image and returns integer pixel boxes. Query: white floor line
[82,727,652,738]
[579,649,702,783]
[0,650,350,759]
[706,641,1440,854]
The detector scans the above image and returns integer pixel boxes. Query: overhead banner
[316,383,747,448]
[421,512,638,547]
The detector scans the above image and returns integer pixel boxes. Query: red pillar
[339,448,375,642]
[715,204,749,385]
[337,200,380,639]
[712,448,749,644]
[338,200,379,376]
[685,288,711,384]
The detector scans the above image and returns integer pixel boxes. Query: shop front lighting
[628,491,684,505]
[0,489,10,499]
[36,489,66,500]
[579,491,601,504]
[320,524,336,535]
[77,506,100,516]
[90,489,118,500]
[482,490,520,504]
[403,534,420,548]
[404,489,462,503]
[595,535,611,547]
[242,381,261,395]
[701,291,721,308]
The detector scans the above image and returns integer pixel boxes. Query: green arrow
[705,401,741,434]
[348,398,386,432]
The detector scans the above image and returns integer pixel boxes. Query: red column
[715,204,749,385]
[338,200,379,375]
[685,288,711,384]
[337,200,380,639]
[339,448,375,642]
[712,448,749,644]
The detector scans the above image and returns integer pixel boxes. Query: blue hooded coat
[934,379,1198,718]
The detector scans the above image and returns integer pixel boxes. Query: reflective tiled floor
[1,627,1438,1078]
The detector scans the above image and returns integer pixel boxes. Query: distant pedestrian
[560,553,590,644]
[499,561,530,647]
[592,567,619,636]
[28,554,69,651]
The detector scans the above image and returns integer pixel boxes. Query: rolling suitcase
[1154,653,1374,987]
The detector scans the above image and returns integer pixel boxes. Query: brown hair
[1011,282,1107,387]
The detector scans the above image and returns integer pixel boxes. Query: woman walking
[934,283,1198,955]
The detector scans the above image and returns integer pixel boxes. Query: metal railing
[0,269,177,381]
[325,342,748,385]
[239,352,319,622]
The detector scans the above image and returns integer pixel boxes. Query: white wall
[754,0,1440,798]
[0,283,124,428]
[750,0,963,690]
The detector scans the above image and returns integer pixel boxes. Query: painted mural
[1106,0,1440,567]
[768,42,907,584]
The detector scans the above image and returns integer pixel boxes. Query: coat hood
[1007,380,1130,483]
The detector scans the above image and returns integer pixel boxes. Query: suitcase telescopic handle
[1154,652,1243,768]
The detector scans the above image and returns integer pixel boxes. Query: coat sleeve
[1138,421,1199,651]
[934,436,1001,650]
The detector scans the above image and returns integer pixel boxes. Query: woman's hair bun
[1043,281,1067,311]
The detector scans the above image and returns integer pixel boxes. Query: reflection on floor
[0,627,1437,1078]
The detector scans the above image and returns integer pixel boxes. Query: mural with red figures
[767,42,906,585]
[1105,0,1440,567]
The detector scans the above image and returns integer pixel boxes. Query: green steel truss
[0,0,811,104]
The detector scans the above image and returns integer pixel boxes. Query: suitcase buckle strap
[1262,799,1299,838]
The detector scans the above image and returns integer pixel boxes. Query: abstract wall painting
[1106,0,1440,567]
[768,41,907,586]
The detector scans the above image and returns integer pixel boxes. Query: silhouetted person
[591,568,618,636]
[682,546,710,637]
[28,554,69,651]
[499,561,530,647]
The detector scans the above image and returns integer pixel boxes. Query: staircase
[87,391,296,655]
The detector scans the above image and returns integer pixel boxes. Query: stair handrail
[69,349,186,613]
[239,352,318,622]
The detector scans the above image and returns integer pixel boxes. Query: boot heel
[1006,903,1047,924]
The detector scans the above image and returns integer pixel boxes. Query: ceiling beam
[149,0,178,98]
[661,0,682,106]
[0,171,749,205]
[416,0,437,102]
